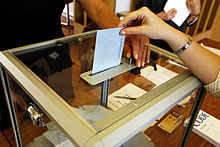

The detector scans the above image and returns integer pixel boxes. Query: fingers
[157,9,177,21]
[145,37,151,64]
[128,35,151,67]
[167,8,177,19]
[167,8,175,15]
[118,7,152,28]
[120,25,146,36]
[187,0,201,16]
[123,37,132,58]
[135,35,144,67]
[140,42,146,66]
[139,36,147,66]
[165,8,177,20]
[187,0,193,10]
[130,35,139,60]
[118,11,139,28]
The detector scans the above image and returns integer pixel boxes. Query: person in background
[0,0,150,130]
[118,7,220,98]
[136,0,201,53]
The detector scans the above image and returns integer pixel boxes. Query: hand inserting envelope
[92,27,125,75]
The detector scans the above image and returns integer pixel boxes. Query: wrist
[190,15,198,20]
[157,12,164,20]
[174,35,192,55]
[187,15,198,25]
[164,28,189,52]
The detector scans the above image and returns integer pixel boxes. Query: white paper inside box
[184,110,220,146]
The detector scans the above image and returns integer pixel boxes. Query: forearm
[119,7,219,85]
[77,0,120,29]
[164,27,220,84]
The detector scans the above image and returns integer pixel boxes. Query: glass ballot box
[0,31,205,147]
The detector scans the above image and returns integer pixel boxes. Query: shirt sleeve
[204,70,220,99]
[187,16,198,26]
[136,0,152,10]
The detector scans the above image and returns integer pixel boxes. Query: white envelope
[164,0,190,26]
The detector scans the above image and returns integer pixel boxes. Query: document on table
[108,83,147,111]
[140,65,177,87]
[107,83,161,129]
[164,0,190,26]
[92,27,125,75]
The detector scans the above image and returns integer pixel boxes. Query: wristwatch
[174,35,193,55]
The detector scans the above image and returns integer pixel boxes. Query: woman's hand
[157,8,177,21]
[118,7,172,41]
[187,0,201,16]
[124,35,150,66]
[187,0,201,24]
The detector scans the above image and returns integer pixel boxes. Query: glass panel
[15,35,101,108]
[6,73,77,146]
[6,31,200,146]
[144,93,198,147]
[107,50,187,111]
[105,50,195,146]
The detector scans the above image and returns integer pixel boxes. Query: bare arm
[164,28,220,85]
[77,0,120,29]
[118,7,220,85]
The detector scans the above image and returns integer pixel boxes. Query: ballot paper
[73,105,112,124]
[140,65,177,87]
[43,121,75,147]
[108,83,147,111]
[164,0,190,26]
[92,27,125,74]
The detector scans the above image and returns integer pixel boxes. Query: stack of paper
[140,65,177,87]
[73,105,112,124]
[25,121,75,147]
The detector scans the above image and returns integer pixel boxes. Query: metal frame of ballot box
[0,31,205,147]
[80,57,137,107]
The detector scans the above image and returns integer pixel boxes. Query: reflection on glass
[7,75,49,146]
[15,35,101,108]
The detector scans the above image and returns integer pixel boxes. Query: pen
[114,96,137,100]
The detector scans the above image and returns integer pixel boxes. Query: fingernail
[147,59,150,63]
[142,62,145,66]
[138,62,141,67]
[135,54,138,59]
[127,52,131,58]
[121,30,126,35]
